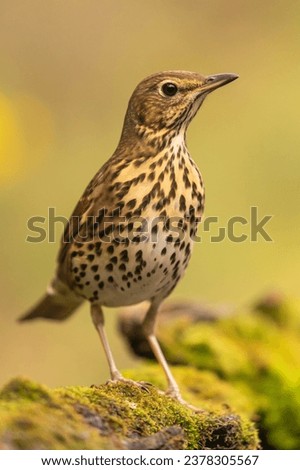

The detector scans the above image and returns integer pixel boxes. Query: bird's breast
[67,142,204,307]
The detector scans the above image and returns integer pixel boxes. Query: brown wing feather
[56,141,151,278]
[57,156,118,266]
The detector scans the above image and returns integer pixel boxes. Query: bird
[20,70,238,403]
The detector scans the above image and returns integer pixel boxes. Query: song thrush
[20,70,238,402]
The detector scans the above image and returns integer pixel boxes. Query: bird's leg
[90,304,150,392]
[91,303,122,381]
[142,301,182,401]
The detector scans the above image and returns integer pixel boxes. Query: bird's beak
[201,73,239,93]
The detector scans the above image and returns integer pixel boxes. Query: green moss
[125,364,255,416]
[2,295,297,449]
[0,378,115,450]
[0,377,259,450]
[0,377,53,403]
[150,296,300,449]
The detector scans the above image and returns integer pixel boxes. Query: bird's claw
[165,388,201,412]
[106,377,152,393]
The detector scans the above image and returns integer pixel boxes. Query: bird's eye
[161,82,178,97]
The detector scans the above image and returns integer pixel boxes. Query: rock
[0,376,259,450]
[4,293,297,450]
[118,294,300,450]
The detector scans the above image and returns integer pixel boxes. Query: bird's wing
[56,141,153,277]
[57,167,108,265]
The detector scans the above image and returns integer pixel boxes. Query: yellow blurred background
[0,0,299,388]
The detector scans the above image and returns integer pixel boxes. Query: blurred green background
[0,0,299,388]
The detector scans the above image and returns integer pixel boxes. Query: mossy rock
[158,302,300,449]
[119,294,300,449]
[0,376,259,450]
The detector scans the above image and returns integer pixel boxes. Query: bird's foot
[106,375,153,393]
[165,387,201,413]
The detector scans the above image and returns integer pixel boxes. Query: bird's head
[122,70,238,140]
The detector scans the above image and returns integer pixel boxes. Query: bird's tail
[19,278,83,322]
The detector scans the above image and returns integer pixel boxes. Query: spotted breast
[64,130,204,307]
